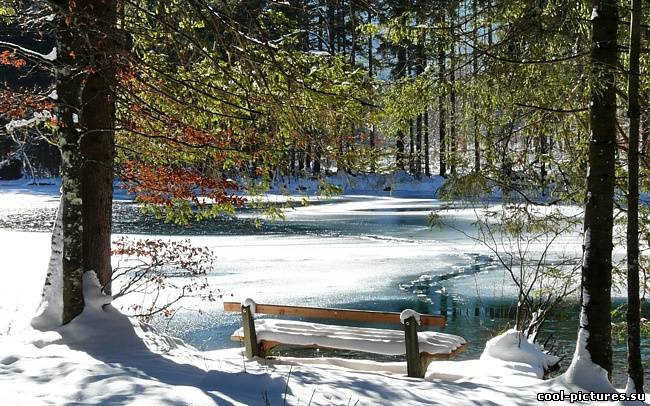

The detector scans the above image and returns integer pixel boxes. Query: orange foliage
[120,161,246,208]
[0,89,56,119]
[0,51,26,69]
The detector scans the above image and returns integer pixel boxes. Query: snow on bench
[231,319,466,357]
[224,300,467,378]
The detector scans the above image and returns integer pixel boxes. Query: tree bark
[313,142,321,175]
[367,9,375,173]
[80,0,117,295]
[424,109,430,177]
[396,44,407,170]
[472,0,480,173]
[409,119,415,175]
[626,0,643,393]
[55,0,85,324]
[415,34,425,179]
[580,0,618,376]
[449,44,457,175]
[438,39,446,177]
[81,76,115,296]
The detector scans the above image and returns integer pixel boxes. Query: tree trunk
[539,134,548,194]
[313,143,321,175]
[424,109,430,177]
[81,75,115,296]
[289,148,296,175]
[472,0,480,172]
[578,0,618,376]
[327,0,336,54]
[396,45,407,170]
[304,142,311,172]
[80,0,117,295]
[626,0,643,393]
[449,44,457,175]
[298,151,305,171]
[368,9,375,172]
[349,0,356,65]
[409,119,415,175]
[55,0,85,324]
[415,34,425,179]
[438,40,446,177]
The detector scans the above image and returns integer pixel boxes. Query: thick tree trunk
[81,73,115,295]
[55,0,118,322]
[80,0,117,294]
[579,0,618,376]
[55,1,85,324]
[626,0,643,393]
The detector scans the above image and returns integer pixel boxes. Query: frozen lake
[0,185,645,388]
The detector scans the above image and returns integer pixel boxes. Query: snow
[232,319,465,356]
[31,198,64,330]
[4,293,642,406]
[627,377,638,395]
[400,309,421,325]
[0,41,57,61]
[242,298,256,314]
[591,7,599,20]
[559,326,616,393]
[480,329,559,378]
[268,171,446,196]
[0,178,646,404]
[5,110,53,133]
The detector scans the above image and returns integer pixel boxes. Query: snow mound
[400,309,421,325]
[242,298,256,314]
[480,329,559,378]
[555,328,616,393]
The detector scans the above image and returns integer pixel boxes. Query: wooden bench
[224,301,467,378]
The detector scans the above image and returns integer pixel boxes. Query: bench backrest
[223,302,445,327]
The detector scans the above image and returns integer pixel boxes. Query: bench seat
[231,319,466,357]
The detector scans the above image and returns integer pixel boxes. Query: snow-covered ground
[0,177,645,404]
[1,271,635,405]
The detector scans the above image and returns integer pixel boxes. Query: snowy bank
[1,274,642,405]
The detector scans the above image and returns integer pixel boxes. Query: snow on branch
[0,41,57,62]
[5,110,53,133]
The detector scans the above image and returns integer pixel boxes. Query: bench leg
[404,317,423,378]
[241,305,259,358]
[420,354,435,376]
